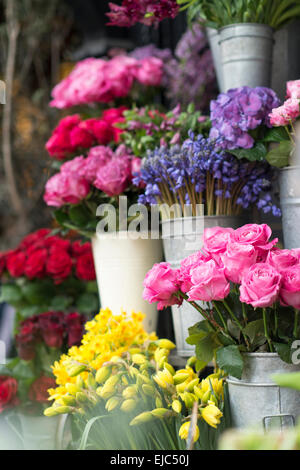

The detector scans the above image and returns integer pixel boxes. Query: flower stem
[263,308,274,352]
[212,301,228,332]
[222,299,250,348]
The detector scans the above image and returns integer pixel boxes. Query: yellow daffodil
[201,404,223,428]
[179,421,200,442]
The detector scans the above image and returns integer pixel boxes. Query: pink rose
[240,263,281,308]
[269,99,300,126]
[287,80,300,99]
[203,226,234,263]
[82,146,114,183]
[269,105,290,127]
[280,265,300,309]
[267,248,299,273]
[94,156,131,196]
[283,98,300,120]
[61,155,87,176]
[143,262,181,310]
[102,106,127,124]
[221,242,258,284]
[187,259,230,302]
[231,224,278,251]
[134,57,163,87]
[179,250,212,292]
[44,172,90,207]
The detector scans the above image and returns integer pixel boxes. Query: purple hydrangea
[134,132,281,217]
[209,86,281,150]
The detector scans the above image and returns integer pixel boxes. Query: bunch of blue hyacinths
[134,132,281,217]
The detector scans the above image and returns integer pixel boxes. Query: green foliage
[265,140,293,168]
[178,0,300,30]
[216,345,244,379]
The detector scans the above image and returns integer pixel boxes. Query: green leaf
[195,333,219,365]
[273,342,292,364]
[51,295,73,311]
[243,319,265,344]
[188,320,214,336]
[272,372,300,391]
[54,208,69,226]
[263,126,289,143]
[216,345,244,379]
[266,140,293,168]
[0,284,23,303]
[69,205,91,227]
[21,281,54,305]
[229,142,267,162]
[76,293,99,315]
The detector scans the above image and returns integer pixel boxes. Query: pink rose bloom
[187,259,230,302]
[283,98,300,120]
[240,263,281,308]
[50,58,110,108]
[143,262,181,310]
[231,224,278,251]
[94,155,131,196]
[134,57,163,87]
[104,56,137,100]
[287,80,300,99]
[221,242,258,284]
[203,226,234,263]
[179,250,212,292]
[267,248,299,273]
[44,172,90,207]
[61,155,87,176]
[269,105,290,127]
[82,146,114,183]
[280,264,300,309]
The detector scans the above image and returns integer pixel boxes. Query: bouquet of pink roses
[143,223,300,378]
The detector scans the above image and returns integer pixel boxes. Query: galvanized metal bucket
[206,27,223,92]
[219,23,274,92]
[161,215,246,357]
[279,165,300,249]
[227,353,300,429]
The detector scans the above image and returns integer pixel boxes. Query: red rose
[28,376,56,403]
[102,106,127,124]
[6,250,27,277]
[46,249,73,282]
[72,240,91,257]
[16,319,38,360]
[65,312,85,347]
[19,229,51,250]
[69,125,95,149]
[0,376,19,413]
[44,236,71,253]
[46,115,82,159]
[112,118,125,143]
[76,252,96,281]
[17,344,36,361]
[38,312,65,348]
[24,248,48,279]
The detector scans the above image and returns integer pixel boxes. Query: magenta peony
[44,172,90,207]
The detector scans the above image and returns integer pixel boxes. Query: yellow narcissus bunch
[47,308,157,406]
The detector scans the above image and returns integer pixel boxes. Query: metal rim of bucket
[219,22,273,34]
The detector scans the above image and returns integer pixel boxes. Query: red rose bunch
[0,376,19,413]
[0,229,96,284]
[107,0,179,27]
[45,107,126,160]
[28,376,57,404]
[15,311,86,360]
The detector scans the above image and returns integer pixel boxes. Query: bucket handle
[263,414,295,431]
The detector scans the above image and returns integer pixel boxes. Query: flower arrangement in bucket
[0,229,98,322]
[143,223,300,378]
[0,311,86,415]
[44,308,229,450]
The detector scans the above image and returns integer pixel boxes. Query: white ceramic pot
[92,233,163,332]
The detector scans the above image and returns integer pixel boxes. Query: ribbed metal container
[227,353,300,429]
[206,27,223,92]
[279,166,300,249]
[219,23,274,92]
[161,215,245,357]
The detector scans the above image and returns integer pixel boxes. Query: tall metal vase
[279,165,300,249]
[206,27,223,92]
[227,353,300,429]
[161,215,246,357]
[219,23,274,92]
